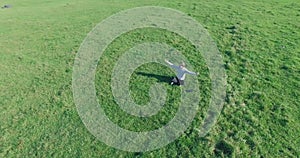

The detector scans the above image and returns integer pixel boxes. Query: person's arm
[185,69,198,75]
[165,59,177,69]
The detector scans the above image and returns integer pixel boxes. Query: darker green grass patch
[214,140,234,157]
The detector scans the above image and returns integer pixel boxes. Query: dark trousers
[172,77,184,85]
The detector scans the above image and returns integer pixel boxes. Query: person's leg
[178,79,184,86]
[173,77,182,86]
[171,77,178,85]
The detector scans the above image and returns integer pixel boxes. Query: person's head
[179,61,186,69]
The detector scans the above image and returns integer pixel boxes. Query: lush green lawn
[1,0,299,157]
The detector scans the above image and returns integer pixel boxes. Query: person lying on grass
[165,59,198,86]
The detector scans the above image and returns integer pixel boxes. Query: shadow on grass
[136,72,171,84]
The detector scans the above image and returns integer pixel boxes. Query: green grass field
[1,0,299,157]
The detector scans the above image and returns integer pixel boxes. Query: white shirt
[165,60,197,80]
